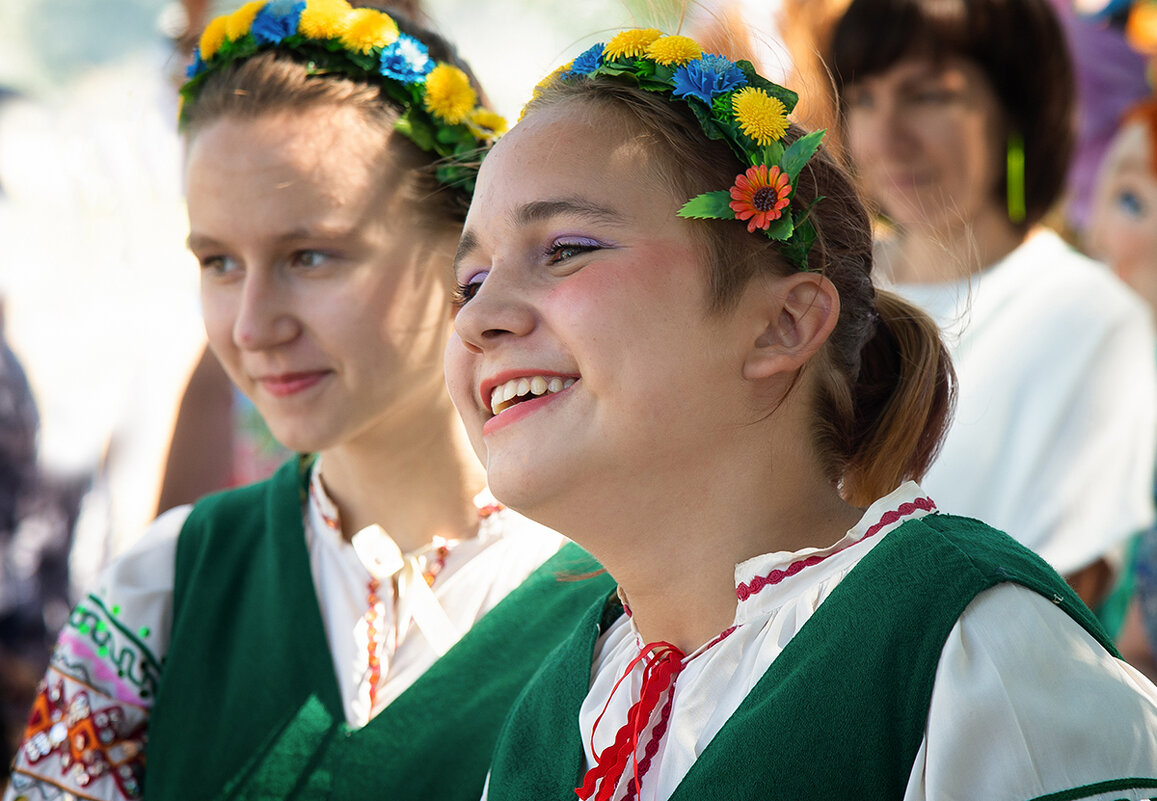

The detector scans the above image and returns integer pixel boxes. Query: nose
[452,268,536,354]
[233,270,299,351]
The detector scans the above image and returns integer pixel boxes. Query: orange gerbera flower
[728,165,791,232]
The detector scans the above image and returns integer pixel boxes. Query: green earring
[1006,131,1026,224]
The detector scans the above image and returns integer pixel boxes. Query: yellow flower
[225,0,265,41]
[645,35,701,66]
[298,0,353,39]
[199,14,230,61]
[423,64,477,124]
[604,28,662,59]
[731,87,788,146]
[339,7,399,53]
[468,107,508,139]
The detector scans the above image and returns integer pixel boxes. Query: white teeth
[488,374,577,416]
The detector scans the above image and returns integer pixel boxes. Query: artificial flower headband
[532,29,825,270]
[180,0,506,192]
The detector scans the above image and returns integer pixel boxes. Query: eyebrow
[453,197,622,271]
[186,225,355,252]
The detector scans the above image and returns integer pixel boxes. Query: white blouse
[578,483,1157,801]
[4,459,563,801]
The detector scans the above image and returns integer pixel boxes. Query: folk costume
[485,484,1157,801]
[6,456,612,800]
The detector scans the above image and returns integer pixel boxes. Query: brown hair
[827,0,1075,230]
[524,79,954,505]
[181,2,481,224]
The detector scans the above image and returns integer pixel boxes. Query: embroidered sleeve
[4,506,187,801]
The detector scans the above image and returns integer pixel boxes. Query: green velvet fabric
[487,514,1119,800]
[146,456,615,800]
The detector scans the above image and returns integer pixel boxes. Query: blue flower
[251,0,305,45]
[563,43,604,79]
[186,51,206,79]
[672,55,747,103]
[379,34,434,83]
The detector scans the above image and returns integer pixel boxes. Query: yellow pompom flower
[199,15,230,61]
[731,87,789,146]
[298,0,353,39]
[423,64,477,124]
[340,7,399,53]
[604,28,662,59]
[225,0,265,41]
[468,108,508,139]
[645,35,701,66]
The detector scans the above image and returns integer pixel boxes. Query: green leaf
[763,209,795,241]
[781,129,825,181]
[780,218,818,271]
[651,63,674,83]
[754,141,784,168]
[395,113,436,152]
[734,60,799,113]
[678,191,736,221]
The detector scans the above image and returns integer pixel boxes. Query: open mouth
[489,375,576,416]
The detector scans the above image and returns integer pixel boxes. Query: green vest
[146,456,615,800]
[487,514,1147,800]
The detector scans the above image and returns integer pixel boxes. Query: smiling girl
[3,3,612,800]
[445,30,1157,800]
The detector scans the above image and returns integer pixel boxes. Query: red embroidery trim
[735,496,935,601]
[576,642,685,801]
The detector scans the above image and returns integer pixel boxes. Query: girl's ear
[742,272,840,380]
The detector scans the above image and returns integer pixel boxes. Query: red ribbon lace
[575,641,686,801]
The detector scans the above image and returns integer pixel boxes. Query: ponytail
[840,291,955,506]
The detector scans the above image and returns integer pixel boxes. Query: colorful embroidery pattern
[60,595,162,703]
[8,594,158,800]
[12,673,147,800]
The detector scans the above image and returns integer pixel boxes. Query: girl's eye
[547,238,601,264]
[452,270,489,309]
[843,87,873,110]
[292,250,329,269]
[1116,189,1145,218]
[910,87,955,105]
[199,254,241,277]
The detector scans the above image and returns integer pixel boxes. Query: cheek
[442,334,476,412]
[199,285,237,350]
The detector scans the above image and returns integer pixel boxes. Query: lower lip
[259,372,328,398]
[482,385,574,436]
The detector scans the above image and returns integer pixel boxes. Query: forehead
[1102,121,1154,181]
[470,102,669,216]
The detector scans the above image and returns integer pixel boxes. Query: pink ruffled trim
[735,496,936,601]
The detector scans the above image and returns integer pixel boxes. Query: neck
[880,206,1027,284]
[318,393,486,552]
[533,416,863,653]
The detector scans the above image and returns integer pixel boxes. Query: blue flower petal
[564,43,605,79]
[379,34,433,83]
[186,51,206,79]
[251,0,305,45]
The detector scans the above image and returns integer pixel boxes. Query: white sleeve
[4,505,189,801]
[905,584,1157,801]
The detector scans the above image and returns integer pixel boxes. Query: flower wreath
[180,0,505,193]
[534,30,825,270]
